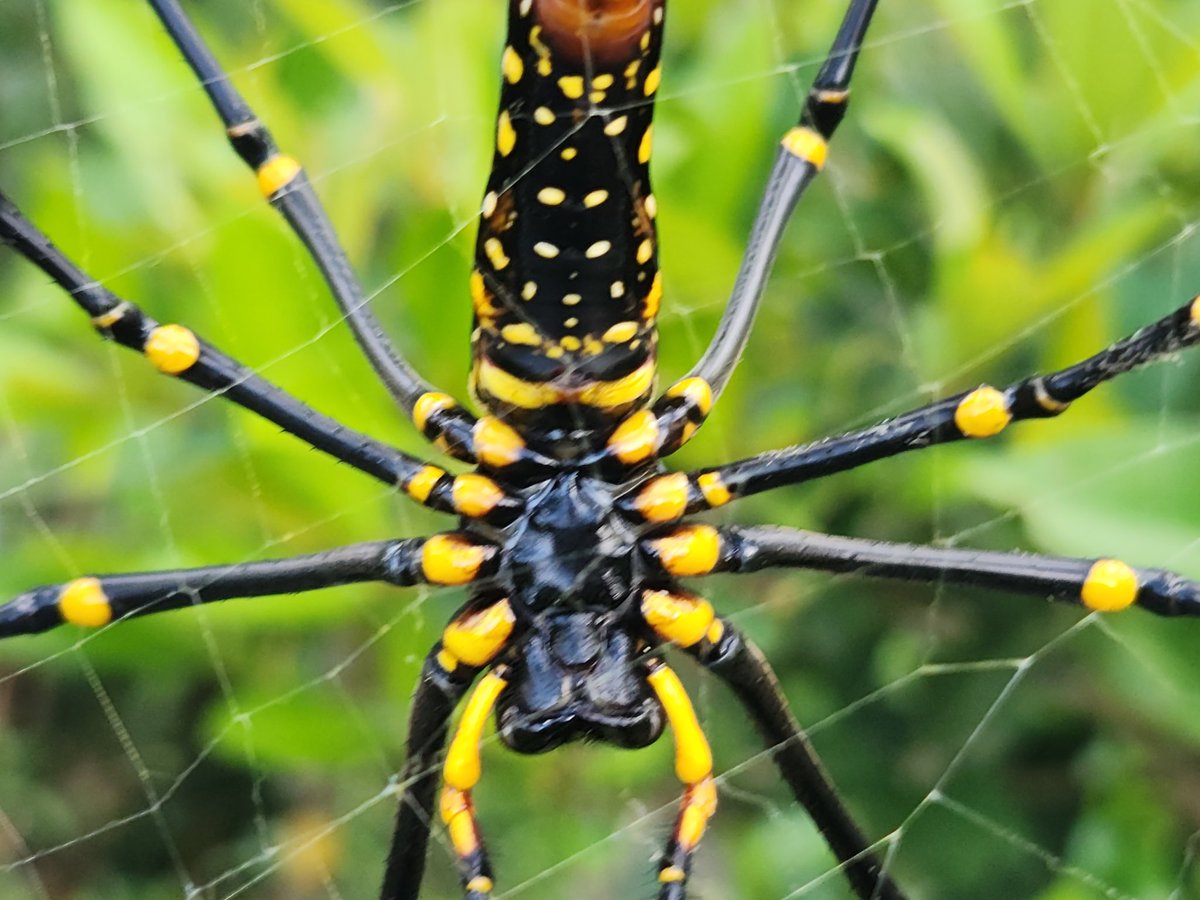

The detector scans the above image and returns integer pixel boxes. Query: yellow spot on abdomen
[780,127,828,169]
[502,46,524,84]
[558,75,585,99]
[256,154,302,197]
[954,385,1011,438]
[497,110,517,157]
[604,115,628,136]
[1081,559,1139,612]
[58,577,112,628]
[583,189,609,208]
[638,124,654,164]
[644,65,662,96]
[145,324,200,374]
[537,186,566,206]
[501,322,542,346]
[643,271,664,319]
[602,321,639,344]
[484,237,511,271]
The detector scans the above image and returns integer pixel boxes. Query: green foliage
[1,1,1199,898]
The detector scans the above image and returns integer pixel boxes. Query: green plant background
[1,1,1199,898]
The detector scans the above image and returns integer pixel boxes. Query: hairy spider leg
[639,588,905,898]
[0,191,525,525]
[599,0,880,469]
[146,0,548,469]
[0,534,504,638]
[637,524,1200,619]
[623,297,1200,523]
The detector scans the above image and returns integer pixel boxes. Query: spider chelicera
[2,1,1200,898]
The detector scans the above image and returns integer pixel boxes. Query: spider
[2,0,1200,898]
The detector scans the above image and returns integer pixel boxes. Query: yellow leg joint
[444,669,508,791]
[414,392,457,432]
[642,591,715,648]
[677,776,718,850]
[647,525,721,577]
[1082,559,1139,612]
[665,377,713,417]
[144,324,200,374]
[439,786,480,857]
[955,385,1011,438]
[781,126,828,169]
[256,154,302,197]
[646,664,713,785]
[442,600,516,668]
[405,465,446,503]
[58,577,112,628]
[607,409,660,464]
[658,866,686,883]
[634,473,689,523]
[451,474,506,518]
[697,471,732,508]
[421,534,493,586]
[466,876,494,894]
[473,416,526,468]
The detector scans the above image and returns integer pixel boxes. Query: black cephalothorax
[2,1,1200,899]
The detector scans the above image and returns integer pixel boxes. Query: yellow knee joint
[641,591,715,648]
[441,600,515,669]
[646,525,721,576]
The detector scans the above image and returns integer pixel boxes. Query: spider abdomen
[468,0,668,449]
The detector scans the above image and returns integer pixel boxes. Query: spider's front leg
[622,297,1200,524]
[146,0,556,478]
[601,0,880,469]
[0,191,525,527]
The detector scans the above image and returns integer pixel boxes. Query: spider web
[0,0,1199,898]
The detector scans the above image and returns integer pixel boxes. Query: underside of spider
[2,1,1200,899]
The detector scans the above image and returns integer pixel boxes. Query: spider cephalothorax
[2,1,1200,899]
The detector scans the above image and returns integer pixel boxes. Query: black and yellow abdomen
[469,0,666,450]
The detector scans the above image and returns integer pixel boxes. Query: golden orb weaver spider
[2,1,1200,900]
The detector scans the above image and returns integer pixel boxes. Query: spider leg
[621,297,1200,524]
[145,0,487,463]
[383,599,515,900]
[639,590,904,900]
[0,532,503,637]
[0,191,523,525]
[604,0,879,467]
[640,524,1200,618]
[381,650,477,900]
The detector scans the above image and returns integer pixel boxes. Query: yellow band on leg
[646,664,713,785]
[444,669,509,791]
